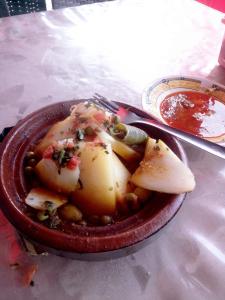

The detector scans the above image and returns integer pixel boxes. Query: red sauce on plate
[160,91,225,137]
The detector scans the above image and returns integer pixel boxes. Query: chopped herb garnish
[58,150,65,165]
[76,129,84,141]
[103,120,110,128]
[111,114,120,124]
[52,151,59,160]
[99,142,107,149]
[48,213,61,228]
[92,155,97,162]
[153,145,160,151]
[105,150,109,154]
[52,146,78,172]
[108,187,113,191]
[45,201,54,212]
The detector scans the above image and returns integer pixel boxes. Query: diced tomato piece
[43,145,54,159]
[93,111,106,123]
[66,141,74,149]
[67,156,80,170]
[117,107,128,121]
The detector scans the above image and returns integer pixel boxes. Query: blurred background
[0,0,224,18]
[0,0,113,17]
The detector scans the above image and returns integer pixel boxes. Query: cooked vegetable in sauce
[24,101,195,229]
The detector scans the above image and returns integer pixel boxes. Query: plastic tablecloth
[0,0,225,299]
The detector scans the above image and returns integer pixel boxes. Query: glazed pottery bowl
[0,100,187,260]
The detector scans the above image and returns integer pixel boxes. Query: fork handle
[133,120,225,160]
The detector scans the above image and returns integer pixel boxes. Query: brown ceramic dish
[0,100,187,260]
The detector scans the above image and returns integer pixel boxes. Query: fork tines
[92,93,119,114]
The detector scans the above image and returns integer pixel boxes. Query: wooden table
[0,1,225,299]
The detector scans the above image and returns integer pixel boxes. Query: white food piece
[25,187,67,210]
[131,138,196,194]
[35,158,80,194]
[72,142,116,215]
[98,130,140,162]
[112,152,131,201]
[35,116,75,155]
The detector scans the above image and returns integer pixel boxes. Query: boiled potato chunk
[98,130,140,162]
[72,142,116,215]
[35,116,75,155]
[35,158,80,194]
[112,152,131,201]
[131,138,196,194]
[25,187,67,210]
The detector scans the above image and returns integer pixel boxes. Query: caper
[60,204,83,222]
[26,151,36,159]
[28,158,37,167]
[37,211,49,221]
[78,220,87,226]
[124,193,139,211]
[24,166,33,175]
[100,215,112,225]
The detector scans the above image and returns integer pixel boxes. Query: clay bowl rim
[0,99,187,254]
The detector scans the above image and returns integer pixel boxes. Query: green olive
[28,158,37,167]
[60,204,83,222]
[124,193,139,211]
[26,151,36,159]
[85,126,94,136]
[37,211,49,221]
[100,215,112,225]
[24,166,34,175]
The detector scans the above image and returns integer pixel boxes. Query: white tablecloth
[0,0,225,299]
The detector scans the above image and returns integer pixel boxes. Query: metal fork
[92,94,225,160]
